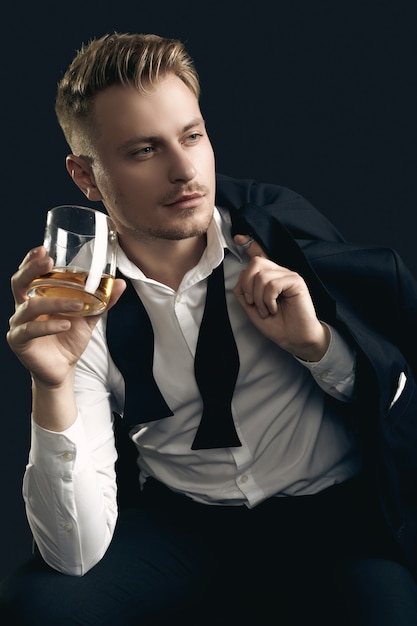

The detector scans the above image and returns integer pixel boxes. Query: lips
[164,193,205,210]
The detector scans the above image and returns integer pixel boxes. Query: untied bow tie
[106,252,243,450]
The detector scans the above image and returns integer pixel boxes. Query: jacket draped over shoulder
[215,172,417,572]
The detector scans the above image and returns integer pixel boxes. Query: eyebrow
[118,118,205,151]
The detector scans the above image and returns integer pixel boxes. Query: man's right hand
[7,246,125,430]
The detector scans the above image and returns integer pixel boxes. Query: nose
[167,146,197,183]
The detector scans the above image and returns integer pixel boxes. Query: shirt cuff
[29,413,90,477]
[294,323,356,401]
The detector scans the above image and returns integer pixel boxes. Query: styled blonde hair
[55,32,200,155]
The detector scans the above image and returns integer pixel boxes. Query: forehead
[92,74,202,142]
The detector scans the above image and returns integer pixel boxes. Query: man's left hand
[233,234,330,362]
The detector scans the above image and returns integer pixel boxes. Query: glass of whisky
[27,205,117,316]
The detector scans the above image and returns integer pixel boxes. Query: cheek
[205,151,216,195]
[203,146,216,184]
[93,164,137,205]
[91,163,114,196]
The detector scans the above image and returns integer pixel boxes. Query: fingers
[7,299,79,358]
[233,237,310,317]
[18,246,47,270]
[233,256,307,318]
[233,234,268,259]
[12,247,53,305]
[7,314,71,350]
[235,268,282,317]
[233,236,272,316]
[10,276,125,333]
[15,296,84,323]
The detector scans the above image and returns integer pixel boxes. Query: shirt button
[239,474,249,484]
[61,451,74,462]
[318,370,331,380]
[62,522,73,532]
[176,294,182,303]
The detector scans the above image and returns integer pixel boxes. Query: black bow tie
[192,257,241,449]
[107,254,242,450]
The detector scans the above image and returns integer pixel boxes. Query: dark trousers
[1,475,417,626]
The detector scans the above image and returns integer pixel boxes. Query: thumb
[234,234,268,259]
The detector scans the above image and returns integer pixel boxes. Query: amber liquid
[28,267,115,316]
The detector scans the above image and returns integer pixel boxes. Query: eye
[187,132,202,143]
[129,145,154,159]
[138,146,153,155]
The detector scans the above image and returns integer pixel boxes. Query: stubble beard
[132,207,214,242]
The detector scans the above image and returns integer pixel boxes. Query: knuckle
[288,269,302,281]
[10,272,20,291]
[20,298,32,314]
[5,327,13,346]
[7,312,16,329]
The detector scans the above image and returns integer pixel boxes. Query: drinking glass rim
[49,204,113,221]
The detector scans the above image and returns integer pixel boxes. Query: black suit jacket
[216,172,417,572]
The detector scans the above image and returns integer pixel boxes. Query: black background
[1,0,416,578]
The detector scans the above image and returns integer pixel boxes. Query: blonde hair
[55,33,200,155]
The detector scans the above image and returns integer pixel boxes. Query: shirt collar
[116,206,244,286]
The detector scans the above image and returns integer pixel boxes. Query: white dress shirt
[23,207,360,575]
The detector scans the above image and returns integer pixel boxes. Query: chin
[162,226,209,241]
[175,207,213,237]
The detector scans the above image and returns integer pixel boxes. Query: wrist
[293,322,331,363]
[32,374,77,432]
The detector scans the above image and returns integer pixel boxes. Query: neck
[119,234,207,291]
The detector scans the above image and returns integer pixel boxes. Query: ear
[66,154,103,201]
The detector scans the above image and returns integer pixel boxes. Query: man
[2,32,417,625]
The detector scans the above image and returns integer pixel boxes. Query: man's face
[86,74,216,245]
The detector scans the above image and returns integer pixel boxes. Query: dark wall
[1,0,416,578]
